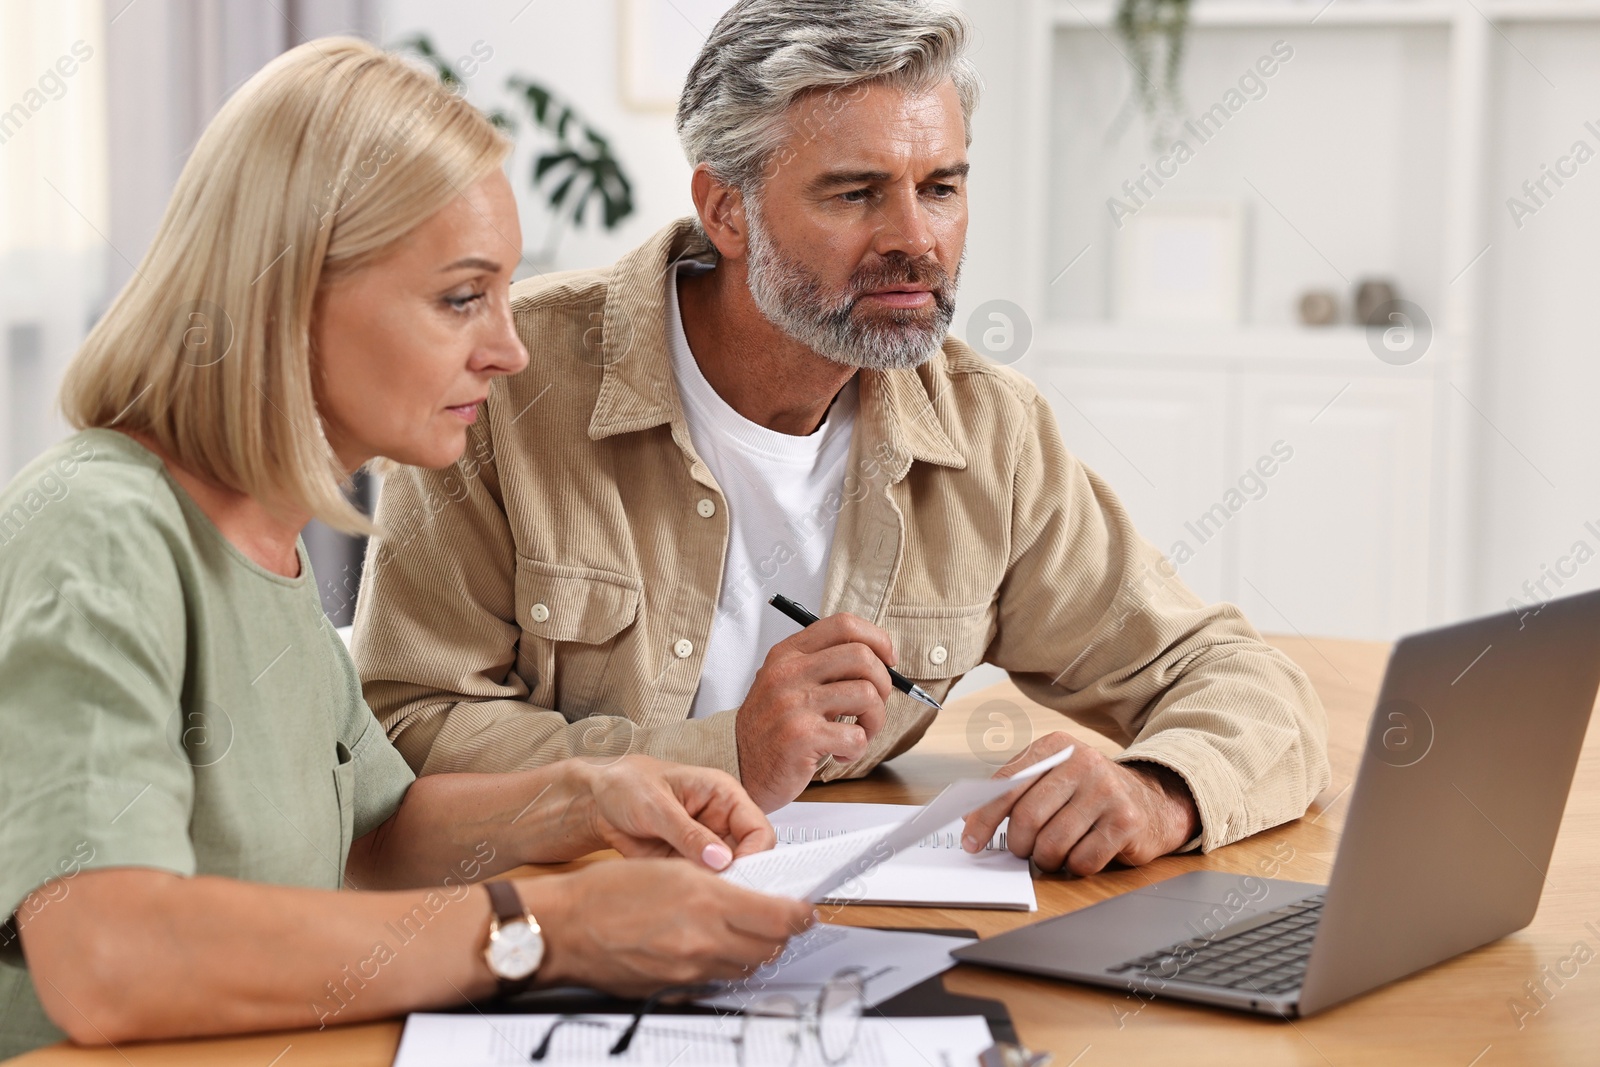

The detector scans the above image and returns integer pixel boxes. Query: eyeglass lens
[817,971,866,1064]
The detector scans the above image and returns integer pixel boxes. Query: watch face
[488,920,544,980]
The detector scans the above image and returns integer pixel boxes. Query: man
[354,0,1329,875]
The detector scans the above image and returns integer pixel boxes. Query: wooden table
[15,636,1599,1066]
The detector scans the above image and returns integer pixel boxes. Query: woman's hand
[349,756,775,886]
[524,859,812,993]
[583,755,776,871]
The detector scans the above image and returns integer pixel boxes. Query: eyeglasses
[529,967,868,1065]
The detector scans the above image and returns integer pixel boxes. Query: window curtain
[0,1,107,481]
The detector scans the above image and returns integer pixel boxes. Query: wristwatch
[482,881,544,995]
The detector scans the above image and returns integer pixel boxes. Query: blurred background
[3,0,1596,670]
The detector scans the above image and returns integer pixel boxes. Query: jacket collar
[586,218,707,441]
[588,217,965,473]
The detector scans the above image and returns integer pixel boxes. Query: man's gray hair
[676,0,981,193]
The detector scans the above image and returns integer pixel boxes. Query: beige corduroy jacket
[353,218,1330,851]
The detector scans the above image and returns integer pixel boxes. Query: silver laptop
[953,587,1600,1017]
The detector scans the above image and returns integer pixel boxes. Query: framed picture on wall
[1114,201,1247,325]
[619,0,737,111]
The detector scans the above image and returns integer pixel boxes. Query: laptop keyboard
[1105,893,1325,997]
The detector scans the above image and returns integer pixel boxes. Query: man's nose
[870,186,936,259]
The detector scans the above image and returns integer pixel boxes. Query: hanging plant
[1113,0,1191,142]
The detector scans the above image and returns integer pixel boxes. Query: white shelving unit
[1045,0,1600,29]
[1041,323,1435,362]
[1052,0,1459,26]
[963,0,1597,639]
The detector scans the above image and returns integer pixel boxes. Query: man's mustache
[846,254,955,303]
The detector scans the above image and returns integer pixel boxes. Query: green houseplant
[400,34,635,265]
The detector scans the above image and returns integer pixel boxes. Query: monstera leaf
[398,35,635,239]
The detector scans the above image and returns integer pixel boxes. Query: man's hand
[585,755,775,870]
[960,732,1200,875]
[528,860,814,993]
[735,613,895,811]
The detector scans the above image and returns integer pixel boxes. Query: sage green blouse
[0,430,415,1058]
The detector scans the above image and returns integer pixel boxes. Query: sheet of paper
[724,745,1073,902]
[769,803,1037,911]
[391,1012,993,1066]
[772,802,995,847]
[722,825,889,899]
[694,923,975,1011]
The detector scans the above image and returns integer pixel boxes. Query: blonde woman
[0,38,808,1059]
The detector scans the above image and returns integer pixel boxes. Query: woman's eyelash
[446,291,487,312]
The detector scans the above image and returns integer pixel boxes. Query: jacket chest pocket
[882,602,995,688]
[514,557,643,716]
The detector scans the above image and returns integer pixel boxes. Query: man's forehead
[778,78,966,173]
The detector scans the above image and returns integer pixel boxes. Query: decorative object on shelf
[399,34,635,266]
[1353,278,1399,327]
[1114,0,1192,142]
[1115,201,1245,325]
[1298,289,1340,327]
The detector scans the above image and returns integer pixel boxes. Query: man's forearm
[1106,639,1330,851]
[382,695,742,780]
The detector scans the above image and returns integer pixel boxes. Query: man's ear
[691,164,751,261]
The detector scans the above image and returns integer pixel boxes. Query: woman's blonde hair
[61,37,511,533]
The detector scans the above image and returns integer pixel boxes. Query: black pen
[767,593,943,710]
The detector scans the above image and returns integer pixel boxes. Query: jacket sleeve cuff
[1114,733,1248,853]
[642,708,742,778]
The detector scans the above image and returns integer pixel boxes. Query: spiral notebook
[722,746,1073,911]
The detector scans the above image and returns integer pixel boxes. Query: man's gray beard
[743,204,960,372]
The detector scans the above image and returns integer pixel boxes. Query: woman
[0,38,808,1059]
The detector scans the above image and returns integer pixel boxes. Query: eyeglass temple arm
[530,1015,575,1061]
[608,983,724,1056]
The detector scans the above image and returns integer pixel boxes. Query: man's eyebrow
[806,169,894,193]
[804,162,971,194]
[439,256,502,273]
[926,162,971,182]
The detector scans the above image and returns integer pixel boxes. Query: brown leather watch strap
[484,881,539,996]
[486,880,527,925]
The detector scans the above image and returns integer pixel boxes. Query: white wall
[376,0,721,275]
[1477,20,1600,620]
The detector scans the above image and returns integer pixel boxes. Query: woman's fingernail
[702,842,734,870]
[962,835,979,852]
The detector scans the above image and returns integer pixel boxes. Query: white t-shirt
[667,262,859,718]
